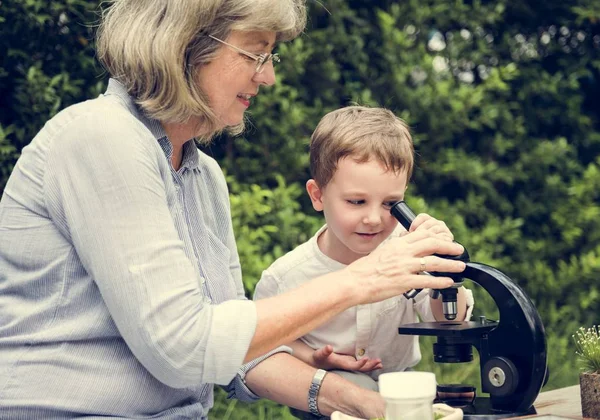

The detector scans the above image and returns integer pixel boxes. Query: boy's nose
[362,209,383,226]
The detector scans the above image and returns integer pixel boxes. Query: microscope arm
[464,262,547,412]
[391,200,548,414]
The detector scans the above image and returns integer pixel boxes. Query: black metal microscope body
[390,201,548,419]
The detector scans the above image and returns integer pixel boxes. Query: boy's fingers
[350,358,368,370]
[314,346,333,362]
[410,214,454,239]
[409,213,433,232]
[397,231,460,252]
[438,233,454,242]
[397,229,435,244]
[363,360,378,370]
[416,218,451,233]
[411,237,464,258]
[356,359,374,370]
[358,359,383,372]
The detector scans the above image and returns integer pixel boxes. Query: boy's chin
[348,244,379,256]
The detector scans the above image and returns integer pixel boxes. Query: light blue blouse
[0,79,278,419]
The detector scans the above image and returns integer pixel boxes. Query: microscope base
[456,397,536,419]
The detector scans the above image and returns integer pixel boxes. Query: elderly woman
[0,0,465,418]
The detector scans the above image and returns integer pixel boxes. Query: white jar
[378,371,437,420]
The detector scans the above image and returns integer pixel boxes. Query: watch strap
[308,369,327,416]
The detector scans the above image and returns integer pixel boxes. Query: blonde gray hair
[310,106,414,188]
[96,0,306,139]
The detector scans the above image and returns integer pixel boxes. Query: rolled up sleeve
[225,345,293,402]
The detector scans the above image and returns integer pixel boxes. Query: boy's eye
[383,201,397,209]
[347,200,364,205]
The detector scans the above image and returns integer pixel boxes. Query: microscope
[390,201,548,419]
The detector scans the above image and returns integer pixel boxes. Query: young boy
[253,106,474,391]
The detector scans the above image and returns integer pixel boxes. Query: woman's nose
[252,61,276,86]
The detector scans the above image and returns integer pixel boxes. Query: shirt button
[203,296,212,304]
[357,349,365,357]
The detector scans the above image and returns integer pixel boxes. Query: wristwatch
[308,369,327,416]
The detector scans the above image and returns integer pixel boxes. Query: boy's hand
[312,344,383,372]
[409,213,454,242]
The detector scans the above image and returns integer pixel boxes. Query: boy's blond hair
[309,106,414,188]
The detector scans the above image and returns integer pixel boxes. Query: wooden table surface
[519,384,587,419]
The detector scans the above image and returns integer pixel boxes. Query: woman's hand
[344,229,465,306]
[355,390,385,419]
[311,345,383,372]
[249,220,465,362]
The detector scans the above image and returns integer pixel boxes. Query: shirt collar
[105,78,200,171]
[156,138,200,171]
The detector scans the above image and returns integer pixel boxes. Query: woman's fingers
[416,255,465,274]
[345,227,467,305]
[369,237,464,283]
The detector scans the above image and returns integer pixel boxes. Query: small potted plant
[574,325,600,419]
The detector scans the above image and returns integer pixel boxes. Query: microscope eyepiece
[390,201,416,231]
[390,200,468,319]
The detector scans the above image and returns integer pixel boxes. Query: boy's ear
[306,179,324,211]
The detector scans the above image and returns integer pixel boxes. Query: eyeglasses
[208,35,280,74]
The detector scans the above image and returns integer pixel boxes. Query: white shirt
[254,225,436,380]
[0,79,279,419]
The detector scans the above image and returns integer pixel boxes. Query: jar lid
[379,371,436,400]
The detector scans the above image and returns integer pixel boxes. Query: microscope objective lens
[443,301,458,320]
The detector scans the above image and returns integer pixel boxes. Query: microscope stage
[398,321,497,337]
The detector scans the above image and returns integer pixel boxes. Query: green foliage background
[1,0,599,418]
